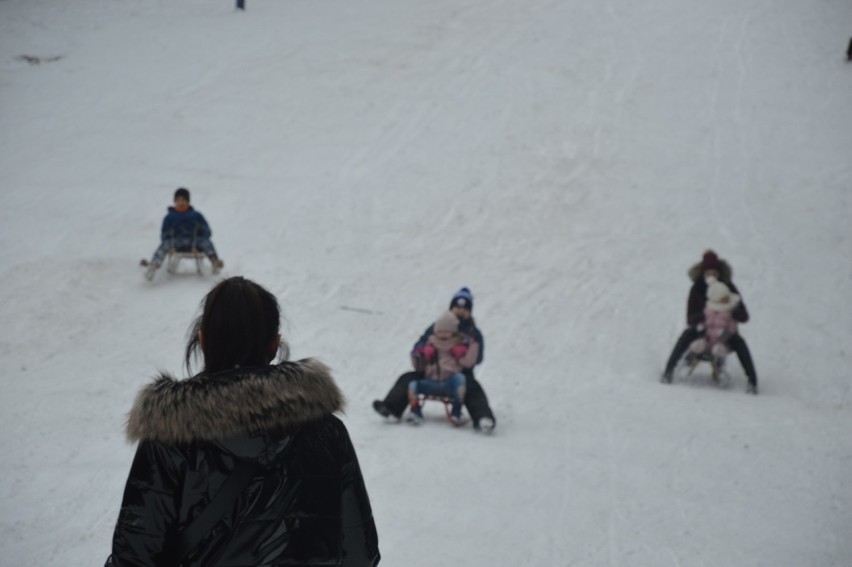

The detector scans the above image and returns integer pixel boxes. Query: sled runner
[140,225,222,281]
[423,394,457,422]
[407,394,469,427]
[165,250,206,275]
[680,351,731,388]
[140,250,218,277]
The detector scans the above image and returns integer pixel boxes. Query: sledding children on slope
[408,310,480,426]
[662,249,758,394]
[143,187,224,280]
[373,287,497,433]
[687,278,741,371]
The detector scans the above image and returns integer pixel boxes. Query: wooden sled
[414,394,468,426]
[683,351,731,387]
[165,250,206,275]
[140,249,220,278]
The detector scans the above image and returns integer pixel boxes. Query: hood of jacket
[688,258,733,282]
[126,358,344,445]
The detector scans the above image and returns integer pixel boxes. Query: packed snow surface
[1,1,851,565]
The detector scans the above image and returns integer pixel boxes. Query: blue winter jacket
[415,318,484,366]
[160,206,211,243]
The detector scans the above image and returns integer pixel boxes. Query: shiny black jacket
[109,359,380,566]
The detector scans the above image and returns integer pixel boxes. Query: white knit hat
[706,280,740,312]
[433,311,459,334]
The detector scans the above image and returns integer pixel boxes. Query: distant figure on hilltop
[141,187,224,281]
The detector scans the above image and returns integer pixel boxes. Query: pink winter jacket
[412,334,480,381]
[703,307,738,349]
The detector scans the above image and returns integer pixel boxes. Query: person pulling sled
[141,187,224,281]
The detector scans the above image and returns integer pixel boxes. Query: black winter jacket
[109,359,380,567]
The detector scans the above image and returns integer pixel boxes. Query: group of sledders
[372,287,497,432]
[661,250,758,394]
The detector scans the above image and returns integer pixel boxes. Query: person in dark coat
[661,250,758,394]
[144,187,224,280]
[372,287,497,432]
[106,277,380,566]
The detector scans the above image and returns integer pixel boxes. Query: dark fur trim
[687,259,732,282]
[127,358,345,444]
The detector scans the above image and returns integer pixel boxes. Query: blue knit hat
[449,287,474,311]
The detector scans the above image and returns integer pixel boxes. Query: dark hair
[185,277,288,374]
[174,187,190,202]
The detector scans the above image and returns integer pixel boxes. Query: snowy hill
[1,0,851,565]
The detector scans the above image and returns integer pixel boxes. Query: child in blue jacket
[144,188,223,280]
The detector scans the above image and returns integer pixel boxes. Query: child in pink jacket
[408,311,480,426]
[688,278,741,368]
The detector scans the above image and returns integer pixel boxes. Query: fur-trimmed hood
[127,358,344,445]
[688,258,732,282]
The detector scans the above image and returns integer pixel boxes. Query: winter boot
[449,406,464,427]
[660,371,673,384]
[211,257,224,275]
[144,261,160,281]
[372,400,392,418]
[406,403,423,425]
[711,357,725,382]
[476,417,495,434]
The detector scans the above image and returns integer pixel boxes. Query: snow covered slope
[1,0,850,565]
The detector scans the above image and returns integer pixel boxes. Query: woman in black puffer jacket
[107,277,380,566]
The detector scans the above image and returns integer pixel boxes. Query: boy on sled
[142,187,224,281]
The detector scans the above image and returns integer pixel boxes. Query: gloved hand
[411,345,424,358]
[422,343,437,361]
[450,344,468,359]
[696,323,705,333]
